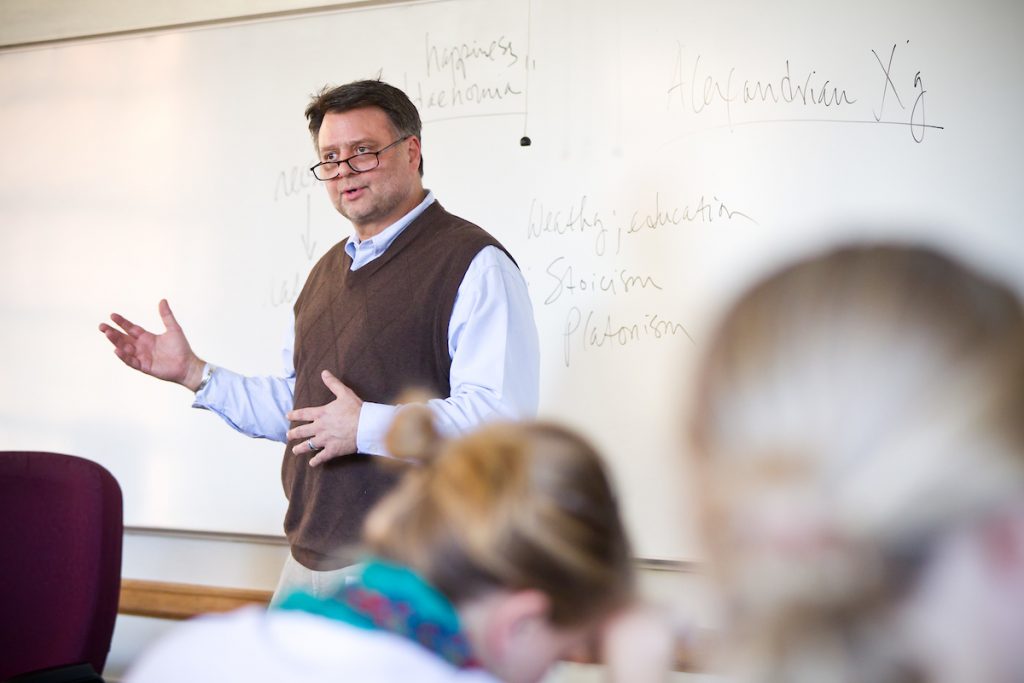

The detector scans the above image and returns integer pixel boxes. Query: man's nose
[336,161,356,179]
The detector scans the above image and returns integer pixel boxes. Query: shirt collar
[344,190,436,261]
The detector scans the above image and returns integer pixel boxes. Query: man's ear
[406,135,422,169]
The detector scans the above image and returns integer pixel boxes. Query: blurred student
[125,409,672,682]
[690,244,1024,683]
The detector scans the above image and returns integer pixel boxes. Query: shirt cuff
[356,402,399,456]
[191,363,223,408]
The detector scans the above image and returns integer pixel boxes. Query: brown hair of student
[365,408,635,628]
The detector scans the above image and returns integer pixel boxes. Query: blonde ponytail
[366,417,634,627]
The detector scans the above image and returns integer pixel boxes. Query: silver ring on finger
[307,438,322,452]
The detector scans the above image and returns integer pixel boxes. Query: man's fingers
[158,299,181,332]
[289,435,342,465]
[320,369,348,397]
[113,347,141,370]
[289,378,360,458]
[108,312,141,336]
[101,325,137,358]
[286,422,315,443]
[309,447,342,467]
[99,323,126,345]
[287,406,324,423]
[291,438,318,457]
[105,330,136,355]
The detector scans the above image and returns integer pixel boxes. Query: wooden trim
[119,579,271,620]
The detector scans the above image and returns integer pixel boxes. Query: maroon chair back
[0,451,123,679]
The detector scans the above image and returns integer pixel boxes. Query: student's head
[690,244,1024,683]
[305,79,424,175]
[365,410,635,683]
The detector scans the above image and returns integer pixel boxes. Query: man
[99,80,539,601]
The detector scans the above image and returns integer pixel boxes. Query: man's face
[316,106,422,239]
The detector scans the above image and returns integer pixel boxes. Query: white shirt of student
[192,191,540,455]
[124,606,501,683]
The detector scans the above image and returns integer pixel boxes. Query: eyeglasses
[309,136,410,181]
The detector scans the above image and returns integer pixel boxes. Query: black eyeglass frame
[309,136,411,181]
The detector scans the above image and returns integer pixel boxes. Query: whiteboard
[2,0,1023,561]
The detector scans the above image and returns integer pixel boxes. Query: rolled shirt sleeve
[191,325,296,442]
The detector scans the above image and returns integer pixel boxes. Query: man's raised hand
[99,299,206,390]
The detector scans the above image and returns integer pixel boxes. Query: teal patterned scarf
[278,559,480,669]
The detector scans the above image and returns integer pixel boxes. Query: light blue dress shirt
[192,192,540,456]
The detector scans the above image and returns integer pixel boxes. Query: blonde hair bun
[385,392,443,464]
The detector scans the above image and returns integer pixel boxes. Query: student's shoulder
[126,606,500,683]
[123,606,271,681]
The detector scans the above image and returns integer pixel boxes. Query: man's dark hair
[305,79,424,176]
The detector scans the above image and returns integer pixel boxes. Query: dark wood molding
[118,579,271,620]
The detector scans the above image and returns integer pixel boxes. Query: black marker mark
[543,257,663,305]
[562,307,695,367]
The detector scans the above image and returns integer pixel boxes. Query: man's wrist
[184,358,210,392]
[357,402,398,456]
[194,363,215,393]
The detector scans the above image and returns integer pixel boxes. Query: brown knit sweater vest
[283,201,511,569]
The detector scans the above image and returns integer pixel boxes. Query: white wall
[9,0,1021,678]
[6,0,1022,565]
[1,9,720,679]
[0,0,389,47]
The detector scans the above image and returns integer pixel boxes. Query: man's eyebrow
[319,138,378,155]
